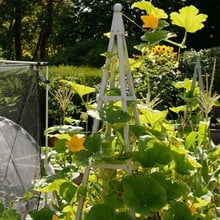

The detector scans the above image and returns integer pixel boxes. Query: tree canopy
[0,0,219,65]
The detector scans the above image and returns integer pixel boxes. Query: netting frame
[0,60,49,146]
[0,60,50,217]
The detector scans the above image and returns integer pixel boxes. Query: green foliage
[42,65,101,125]
[46,65,102,86]
[0,0,219,62]
[0,201,20,220]
[179,46,220,124]
[85,203,132,220]
[163,201,193,220]
[141,30,177,45]
[36,90,220,219]
[122,175,167,214]
[170,5,208,33]
[100,105,131,124]
[50,39,107,67]
[132,1,168,19]
[29,207,54,220]
[23,2,220,220]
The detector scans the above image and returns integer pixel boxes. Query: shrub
[179,46,220,122]
[50,38,139,67]
[179,46,220,94]
[40,65,102,126]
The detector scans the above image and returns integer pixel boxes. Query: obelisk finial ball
[113,3,122,12]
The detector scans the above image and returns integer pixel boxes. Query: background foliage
[0,0,219,66]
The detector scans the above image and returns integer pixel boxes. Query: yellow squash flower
[52,215,59,220]
[66,134,85,152]
[141,14,158,29]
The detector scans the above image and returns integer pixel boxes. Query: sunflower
[152,45,176,57]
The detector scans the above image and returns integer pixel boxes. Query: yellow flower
[66,134,85,152]
[141,14,158,29]
[152,45,176,57]
[52,215,59,220]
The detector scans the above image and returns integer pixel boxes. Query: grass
[41,65,102,86]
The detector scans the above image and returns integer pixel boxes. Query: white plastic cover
[0,116,40,216]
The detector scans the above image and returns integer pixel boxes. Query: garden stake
[75,3,139,220]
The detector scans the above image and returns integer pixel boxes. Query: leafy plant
[0,200,20,220]
[28,2,220,220]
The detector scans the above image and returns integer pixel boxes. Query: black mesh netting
[0,66,42,218]
[0,67,40,143]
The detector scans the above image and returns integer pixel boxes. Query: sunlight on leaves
[61,80,95,98]
[122,175,167,214]
[99,105,131,124]
[34,179,67,192]
[170,5,208,33]
[132,1,168,19]
[138,105,167,127]
[163,201,193,220]
[141,30,177,45]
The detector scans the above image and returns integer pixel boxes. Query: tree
[0,0,219,62]
[33,0,54,60]
[14,0,22,59]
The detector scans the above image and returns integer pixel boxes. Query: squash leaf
[141,30,176,45]
[99,105,131,124]
[170,5,208,33]
[163,201,193,220]
[133,142,172,167]
[61,80,95,97]
[85,203,132,220]
[122,175,167,214]
[132,2,168,19]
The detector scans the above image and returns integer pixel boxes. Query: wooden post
[75,4,139,219]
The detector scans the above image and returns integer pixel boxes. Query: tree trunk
[32,30,43,60]
[40,0,53,59]
[14,0,22,60]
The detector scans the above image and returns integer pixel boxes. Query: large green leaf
[151,173,191,201]
[185,131,197,150]
[99,106,131,124]
[84,133,102,153]
[132,2,168,19]
[29,208,54,220]
[133,142,172,168]
[62,81,95,98]
[54,138,66,153]
[173,152,201,175]
[104,192,124,209]
[122,175,167,214]
[170,5,208,33]
[59,181,77,202]
[115,213,133,220]
[197,121,209,146]
[74,150,92,166]
[163,201,193,220]
[85,203,132,220]
[141,30,176,45]
[34,178,67,193]
[138,106,167,127]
